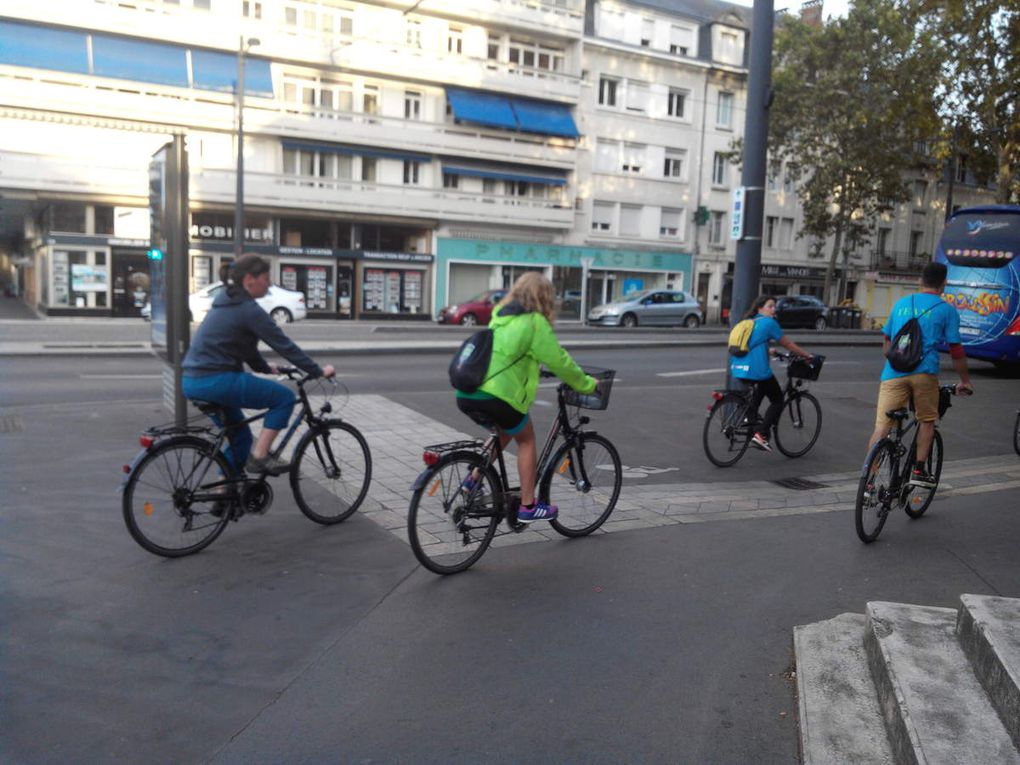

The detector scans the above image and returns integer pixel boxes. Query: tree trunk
[823,215,844,304]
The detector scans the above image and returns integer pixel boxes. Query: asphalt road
[1,346,1018,764]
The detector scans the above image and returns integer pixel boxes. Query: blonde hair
[499,272,556,324]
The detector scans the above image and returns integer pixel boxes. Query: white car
[189,282,307,325]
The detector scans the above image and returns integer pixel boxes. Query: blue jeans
[182,372,295,473]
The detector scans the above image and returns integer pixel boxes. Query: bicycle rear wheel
[773,392,822,458]
[855,440,896,543]
[407,452,500,575]
[123,436,232,557]
[703,394,752,467]
[904,429,943,519]
[290,420,372,525]
[543,433,622,537]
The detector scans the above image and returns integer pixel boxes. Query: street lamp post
[235,36,260,259]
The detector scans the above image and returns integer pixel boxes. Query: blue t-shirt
[880,293,960,381]
[730,316,784,380]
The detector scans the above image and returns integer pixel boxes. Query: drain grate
[0,414,24,433]
[772,477,828,491]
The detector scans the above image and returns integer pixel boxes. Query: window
[779,218,794,249]
[955,155,968,183]
[719,31,739,62]
[877,227,890,255]
[361,157,376,182]
[193,0,210,9]
[909,230,923,257]
[669,25,692,55]
[620,205,642,237]
[767,162,780,191]
[403,160,421,185]
[405,19,422,48]
[640,19,654,47]
[913,180,927,207]
[783,170,794,193]
[362,86,378,115]
[626,81,650,113]
[598,76,618,107]
[622,143,644,174]
[482,178,496,196]
[712,152,727,186]
[448,27,463,54]
[708,211,725,245]
[660,208,682,238]
[765,216,778,247]
[592,201,614,232]
[443,173,459,189]
[716,92,733,127]
[663,149,685,179]
[595,139,619,173]
[242,1,262,19]
[487,35,500,60]
[404,90,422,120]
[667,89,687,119]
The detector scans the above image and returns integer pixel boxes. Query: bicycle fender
[412,466,435,492]
[120,448,150,490]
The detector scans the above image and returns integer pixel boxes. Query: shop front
[277,246,356,319]
[720,262,833,322]
[436,239,694,320]
[38,233,150,316]
[354,250,432,319]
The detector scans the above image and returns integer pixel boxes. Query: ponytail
[742,295,774,320]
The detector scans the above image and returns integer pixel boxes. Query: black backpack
[885,297,939,373]
[448,329,527,393]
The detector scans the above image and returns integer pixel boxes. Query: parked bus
[934,204,1020,369]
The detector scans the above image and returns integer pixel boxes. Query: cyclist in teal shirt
[730,295,812,452]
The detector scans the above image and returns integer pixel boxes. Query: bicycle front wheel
[855,440,896,543]
[543,433,622,537]
[773,392,822,458]
[290,420,372,525]
[407,452,500,575]
[904,428,943,519]
[123,436,232,557]
[703,394,752,467]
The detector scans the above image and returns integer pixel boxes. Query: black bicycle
[407,368,622,575]
[122,367,372,557]
[854,385,970,543]
[702,352,825,467]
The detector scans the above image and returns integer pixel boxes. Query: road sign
[730,186,745,241]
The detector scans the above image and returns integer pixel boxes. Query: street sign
[730,186,745,241]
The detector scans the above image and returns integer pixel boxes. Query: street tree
[768,0,943,301]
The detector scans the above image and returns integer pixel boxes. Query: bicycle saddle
[192,400,226,418]
[885,408,910,422]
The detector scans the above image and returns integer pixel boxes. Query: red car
[436,289,506,326]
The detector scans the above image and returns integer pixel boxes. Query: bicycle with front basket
[122,367,372,557]
[854,385,970,543]
[406,367,622,575]
[702,352,825,467]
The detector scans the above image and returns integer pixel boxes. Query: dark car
[775,295,829,330]
[436,289,506,326]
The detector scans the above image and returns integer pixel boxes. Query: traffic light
[147,248,164,261]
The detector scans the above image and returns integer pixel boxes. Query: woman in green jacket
[457,273,597,523]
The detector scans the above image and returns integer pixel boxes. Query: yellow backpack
[727,318,756,357]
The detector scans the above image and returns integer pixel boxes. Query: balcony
[0,68,578,170]
[192,167,575,229]
[0,149,147,200]
[870,250,931,273]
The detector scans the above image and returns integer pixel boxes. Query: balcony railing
[870,250,931,273]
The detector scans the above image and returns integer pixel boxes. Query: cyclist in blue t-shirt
[866,262,972,487]
[730,295,813,452]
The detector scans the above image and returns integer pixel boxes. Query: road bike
[702,352,825,467]
[407,368,622,575]
[854,385,970,543]
[122,367,372,557]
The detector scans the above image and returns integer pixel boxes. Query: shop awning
[445,88,519,131]
[281,139,431,162]
[442,166,567,186]
[511,99,579,138]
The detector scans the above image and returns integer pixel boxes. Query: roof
[622,0,752,28]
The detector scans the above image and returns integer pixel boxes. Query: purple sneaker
[518,502,558,523]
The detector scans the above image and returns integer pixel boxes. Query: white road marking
[79,374,164,380]
[656,368,726,378]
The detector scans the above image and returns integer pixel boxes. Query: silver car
[587,289,704,328]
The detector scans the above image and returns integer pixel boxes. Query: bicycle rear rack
[423,439,486,453]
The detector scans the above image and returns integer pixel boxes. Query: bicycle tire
[904,428,944,519]
[855,439,897,543]
[773,392,822,458]
[542,433,622,537]
[290,420,372,525]
[407,451,501,575]
[703,394,752,467]
[1014,411,1020,456]
[123,435,232,557]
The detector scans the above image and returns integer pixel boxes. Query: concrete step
[864,601,1020,764]
[956,594,1020,751]
[794,613,894,764]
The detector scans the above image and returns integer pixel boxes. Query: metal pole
[234,36,246,259]
[728,0,775,327]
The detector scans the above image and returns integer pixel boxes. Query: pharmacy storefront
[437,239,694,320]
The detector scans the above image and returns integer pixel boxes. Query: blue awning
[442,166,566,186]
[446,88,518,131]
[0,21,89,74]
[281,139,431,163]
[191,50,273,97]
[511,99,579,138]
[92,35,189,87]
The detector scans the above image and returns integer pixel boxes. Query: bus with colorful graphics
[935,205,1020,368]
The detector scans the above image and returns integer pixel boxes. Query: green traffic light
[147,248,164,261]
